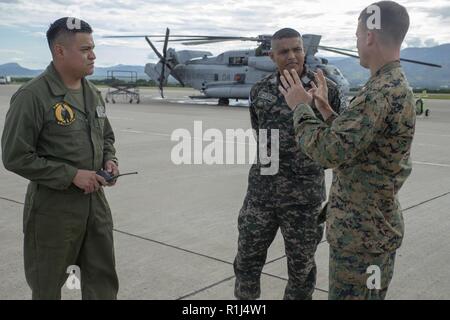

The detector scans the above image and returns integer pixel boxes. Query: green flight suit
[1,63,119,299]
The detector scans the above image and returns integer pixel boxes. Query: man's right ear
[53,44,64,59]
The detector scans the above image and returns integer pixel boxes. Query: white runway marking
[416,143,442,148]
[120,129,256,145]
[416,133,450,138]
[121,129,174,138]
[121,129,146,134]
[120,130,449,156]
[413,161,450,168]
[108,116,135,121]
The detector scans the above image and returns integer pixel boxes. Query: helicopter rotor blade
[318,45,358,53]
[319,46,442,68]
[104,35,215,39]
[159,28,170,99]
[104,35,168,38]
[171,73,185,87]
[318,47,361,59]
[166,36,257,41]
[145,36,164,61]
[397,58,442,68]
[145,35,175,97]
[145,36,174,71]
[180,39,240,45]
[160,33,186,87]
[157,38,228,42]
[163,28,170,57]
[104,35,256,40]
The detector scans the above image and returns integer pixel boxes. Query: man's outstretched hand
[279,68,336,122]
[278,69,313,110]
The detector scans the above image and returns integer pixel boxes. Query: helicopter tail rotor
[144,28,173,98]
[144,62,170,91]
[159,28,170,98]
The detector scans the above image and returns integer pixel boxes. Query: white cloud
[424,38,439,47]
[0,49,24,55]
[0,0,448,68]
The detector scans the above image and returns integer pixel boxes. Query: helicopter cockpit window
[229,56,247,66]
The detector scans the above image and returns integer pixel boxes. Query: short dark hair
[272,28,302,41]
[359,1,409,46]
[46,17,92,52]
[271,28,302,50]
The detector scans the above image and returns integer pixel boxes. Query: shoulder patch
[96,105,106,118]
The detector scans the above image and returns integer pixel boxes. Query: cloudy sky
[0,0,449,69]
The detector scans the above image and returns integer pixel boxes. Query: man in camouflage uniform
[233,28,342,300]
[279,1,415,299]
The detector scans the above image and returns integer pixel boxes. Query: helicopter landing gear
[218,98,230,106]
[415,98,430,117]
[415,99,424,115]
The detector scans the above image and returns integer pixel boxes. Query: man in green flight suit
[1,17,119,299]
[278,1,416,299]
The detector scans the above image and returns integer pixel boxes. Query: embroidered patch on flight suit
[257,91,277,104]
[96,105,106,118]
[53,102,75,125]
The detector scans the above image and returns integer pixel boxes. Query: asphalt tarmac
[0,85,449,299]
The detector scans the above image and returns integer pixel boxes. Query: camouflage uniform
[234,67,342,300]
[292,61,416,299]
[329,246,396,300]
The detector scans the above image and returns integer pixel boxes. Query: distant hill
[399,44,450,88]
[326,44,450,89]
[0,63,42,77]
[0,63,176,84]
[88,64,147,80]
[0,63,147,80]
[1,43,449,88]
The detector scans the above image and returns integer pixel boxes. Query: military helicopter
[104,29,441,106]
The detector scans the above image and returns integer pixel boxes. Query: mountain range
[1,44,448,88]
[328,43,450,88]
[0,63,148,79]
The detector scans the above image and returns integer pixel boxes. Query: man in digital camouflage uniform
[233,28,343,300]
[1,17,119,299]
[279,1,415,299]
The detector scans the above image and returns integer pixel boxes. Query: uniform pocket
[94,117,105,136]
[46,118,88,146]
[47,116,87,133]
[23,183,37,233]
[95,116,105,127]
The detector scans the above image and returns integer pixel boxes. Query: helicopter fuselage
[145,47,350,101]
